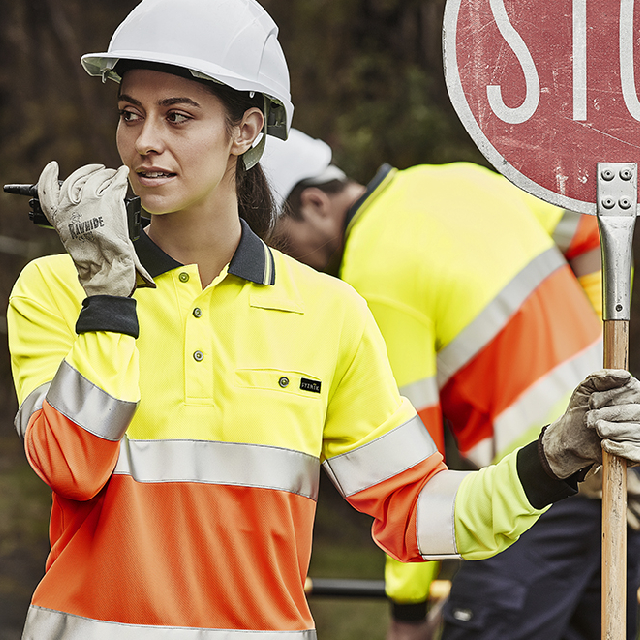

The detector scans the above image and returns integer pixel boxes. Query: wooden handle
[602,319,629,640]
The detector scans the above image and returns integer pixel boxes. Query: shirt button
[193,308,202,318]
[179,272,190,283]
[193,350,204,362]
[279,376,290,388]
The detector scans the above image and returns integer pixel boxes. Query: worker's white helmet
[81,0,293,168]
[261,129,346,214]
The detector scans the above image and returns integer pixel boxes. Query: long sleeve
[8,255,140,499]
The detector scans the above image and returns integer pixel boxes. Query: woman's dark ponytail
[235,160,275,241]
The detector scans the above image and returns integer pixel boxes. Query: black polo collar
[344,163,394,230]
[133,218,275,285]
[326,163,396,277]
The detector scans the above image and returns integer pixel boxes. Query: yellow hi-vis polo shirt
[8,219,572,640]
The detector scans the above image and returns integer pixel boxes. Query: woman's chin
[139,198,178,216]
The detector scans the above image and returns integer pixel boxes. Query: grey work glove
[541,369,640,479]
[38,161,155,297]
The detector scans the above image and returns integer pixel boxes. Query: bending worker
[8,3,640,639]
[262,129,640,640]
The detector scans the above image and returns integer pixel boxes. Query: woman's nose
[135,119,164,156]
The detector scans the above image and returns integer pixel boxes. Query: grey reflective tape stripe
[493,338,603,455]
[14,382,51,438]
[323,415,438,498]
[552,210,581,254]
[47,360,138,442]
[114,437,320,500]
[437,248,566,388]
[22,606,317,640]
[462,338,603,468]
[463,439,494,469]
[416,469,471,559]
[399,377,439,411]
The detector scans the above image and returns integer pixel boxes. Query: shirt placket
[174,266,215,405]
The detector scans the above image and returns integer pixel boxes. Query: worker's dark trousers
[441,495,640,640]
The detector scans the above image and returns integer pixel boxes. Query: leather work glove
[38,161,155,297]
[540,369,640,479]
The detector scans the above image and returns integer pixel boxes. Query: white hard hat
[81,0,293,167]
[261,129,346,213]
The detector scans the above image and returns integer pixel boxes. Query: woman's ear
[231,107,265,157]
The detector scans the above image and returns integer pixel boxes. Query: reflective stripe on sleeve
[114,437,321,499]
[14,382,50,438]
[552,209,581,255]
[46,360,138,442]
[323,415,438,498]
[22,606,317,639]
[399,377,439,412]
[437,248,566,387]
[416,469,471,559]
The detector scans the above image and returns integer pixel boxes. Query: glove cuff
[538,425,594,483]
[76,295,139,339]
[517,440,580,509]
[538,425,559,479]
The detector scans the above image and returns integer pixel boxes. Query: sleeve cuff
[390,600,428,622]
[76,295,139,339]
[516,440,581,509]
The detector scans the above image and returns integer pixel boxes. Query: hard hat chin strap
[241,96,269,170]
[242,134,266,170]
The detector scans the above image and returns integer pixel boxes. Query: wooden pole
[596,163,636,639]
[601,320,629,639]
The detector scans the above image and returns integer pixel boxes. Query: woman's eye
[119,109,141,123]
[168,112,190,124]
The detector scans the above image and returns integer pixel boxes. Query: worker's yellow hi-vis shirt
[9,220,574,639]
[338,164,603,608]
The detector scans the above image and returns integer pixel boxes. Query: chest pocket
[234,368,325,454]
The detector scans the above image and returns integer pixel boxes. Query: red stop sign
[443,0,640,214]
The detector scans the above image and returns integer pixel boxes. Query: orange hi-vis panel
[339,163,603,606]
[9,221,565,638]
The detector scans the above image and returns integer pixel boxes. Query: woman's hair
[116,60,277,241]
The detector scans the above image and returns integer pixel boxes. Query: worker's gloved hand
[38,161,155,297]
[540,369,640,479]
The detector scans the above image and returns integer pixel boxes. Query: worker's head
[80,0,293,239]
[262,129,365,270]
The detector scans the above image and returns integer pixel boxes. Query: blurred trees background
[0,1,639,639]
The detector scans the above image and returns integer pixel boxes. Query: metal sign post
[442,1,640,636]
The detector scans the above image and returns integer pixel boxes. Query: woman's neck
[146,204,242,288]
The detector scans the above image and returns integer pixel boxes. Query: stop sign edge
[442,0,597,216]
